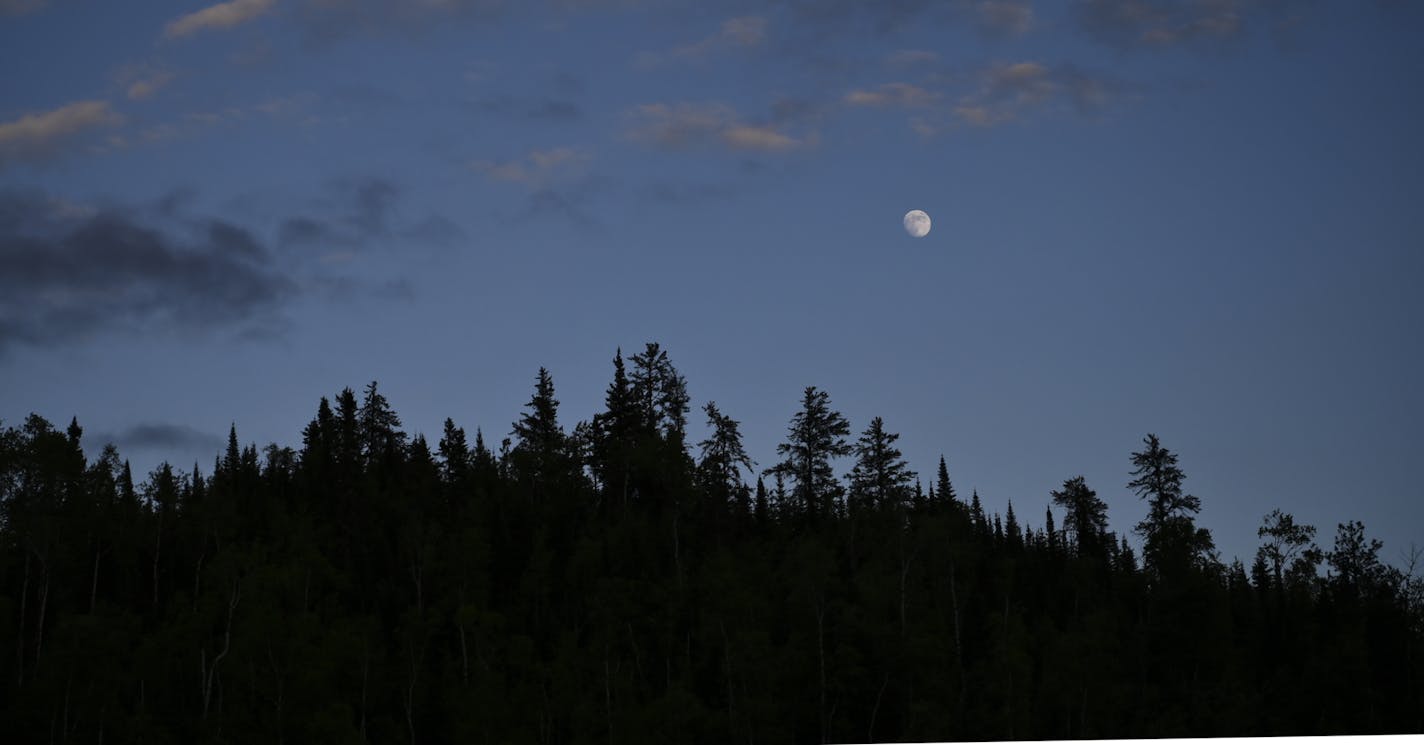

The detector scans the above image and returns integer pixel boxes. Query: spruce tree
[767,386,851,521]
[1005,500,1023,551]
[511,367,566,483]
[935,455,957,506]
[438,418,470,484]
[845,416,916,513]
[969,489,987,537]
[358,381,405,467]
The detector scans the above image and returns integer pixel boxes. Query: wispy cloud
[971,0,1035,36]
[277,178,464,253]
[94,423,225,454]
[0,101,121,169]
[721,125,803,152]
[1073,0,1245,48]
[0,0,46,16]
[640,15,768,66]
[677,15,768,56]
[471,147,601,226]
[886,49,940,67]
[844,82,940,108]
[626,102,813,152]
[294,0,505,42]
[165,0,276,39]
[950,61,1121,128]
[114,65,177,101]
[472,147,591,187]
[865,60,1125,136]
[474,96,582,122]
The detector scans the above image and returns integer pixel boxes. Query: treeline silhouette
[2,343,1420,743]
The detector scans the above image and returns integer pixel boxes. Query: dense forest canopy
[2,343,1421,743]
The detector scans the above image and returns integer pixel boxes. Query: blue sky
[2,0,1421,567]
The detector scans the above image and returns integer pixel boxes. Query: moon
[903,209,931,238]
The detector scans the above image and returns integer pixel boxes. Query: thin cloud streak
[0,101,121,169]
[165,0,276,39]
[626,102,814,153]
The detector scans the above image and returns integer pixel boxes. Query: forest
[2,342,1421,743]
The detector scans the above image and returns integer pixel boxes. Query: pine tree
[1128,434,1214,577]
[1050,475,1110,559]
[754,476,769,524]
[767,386,851,521]
[629,343,690,447]
[697,402,755,508]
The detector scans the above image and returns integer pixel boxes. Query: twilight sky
[2,0,1421,567]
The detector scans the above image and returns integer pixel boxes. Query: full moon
[903,209,931,238]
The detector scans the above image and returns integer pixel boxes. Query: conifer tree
[1128,434,1214,576]
[511,367,566,482]
[629,343,690,447]
[358,381,405,467]
[592,349,637,505]
[438,418,470,484]
[845,416,916,513]
[969,489,987,537]
[936,455,957,506]
[1005,501,1023,552]
[1050,475,1110,559]
[697,402,755,508]
[767,386,851,521]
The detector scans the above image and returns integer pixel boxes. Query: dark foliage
[1,346,1421,743]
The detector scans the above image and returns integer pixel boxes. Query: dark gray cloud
[639,180,743,205]
[525,187,598,228]
[0,190,297,354]
[278,178,464,251]
[94,422,225,454]
[472,94,583,123]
